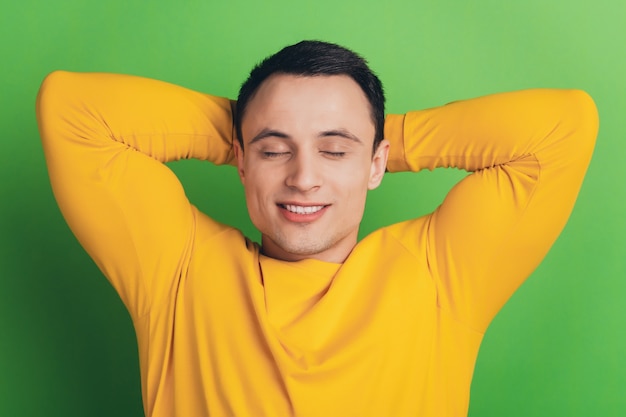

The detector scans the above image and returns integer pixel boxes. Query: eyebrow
[248,128,363,145]
[249,128,290,145]
[320,129,363,144]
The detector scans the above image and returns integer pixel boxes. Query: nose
[284,151,322,192]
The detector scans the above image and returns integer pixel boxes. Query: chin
[262,231,335,259]
[280,240,332,257]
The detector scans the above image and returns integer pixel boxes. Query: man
[36,40,598,416]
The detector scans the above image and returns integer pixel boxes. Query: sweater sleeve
[36,71,235,319]
[384,89,598,331]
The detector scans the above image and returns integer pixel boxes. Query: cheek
[244,178,267,208]
[243,185,270,231]
[242,165,280,217]
[339,160,374,191]
[333,168,370,210]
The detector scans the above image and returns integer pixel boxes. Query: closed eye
[321,151,346,158]
[262,151,290,159]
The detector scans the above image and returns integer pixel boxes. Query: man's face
[234,74,389,263]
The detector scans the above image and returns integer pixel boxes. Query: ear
[233,140,246,184]
[368,139,390,190]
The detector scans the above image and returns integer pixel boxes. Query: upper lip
[277,201,329,207]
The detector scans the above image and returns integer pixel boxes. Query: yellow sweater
[36,71,598,417]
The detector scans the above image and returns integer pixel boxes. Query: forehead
[242,74,375,145]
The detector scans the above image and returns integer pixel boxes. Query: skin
[234,74,389,263]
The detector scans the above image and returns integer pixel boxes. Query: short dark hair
[235,40,385,153]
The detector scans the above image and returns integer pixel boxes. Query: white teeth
[283,204,325,214]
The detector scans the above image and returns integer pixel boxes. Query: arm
[385,89,598,331]
[36,71,235,319]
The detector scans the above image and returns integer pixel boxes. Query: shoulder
[353,215,432,262]
[192,207,260,258]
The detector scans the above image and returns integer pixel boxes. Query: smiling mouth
[279,204,327,214]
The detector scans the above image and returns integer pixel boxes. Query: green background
[1,0,624,416]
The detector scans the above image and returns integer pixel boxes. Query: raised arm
[384,89,598,331]
[36,71,235,319]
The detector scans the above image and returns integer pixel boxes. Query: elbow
[560,89,599,159]
[566,89,599,142]
[36,71,76,144]
[36,70,72,117]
